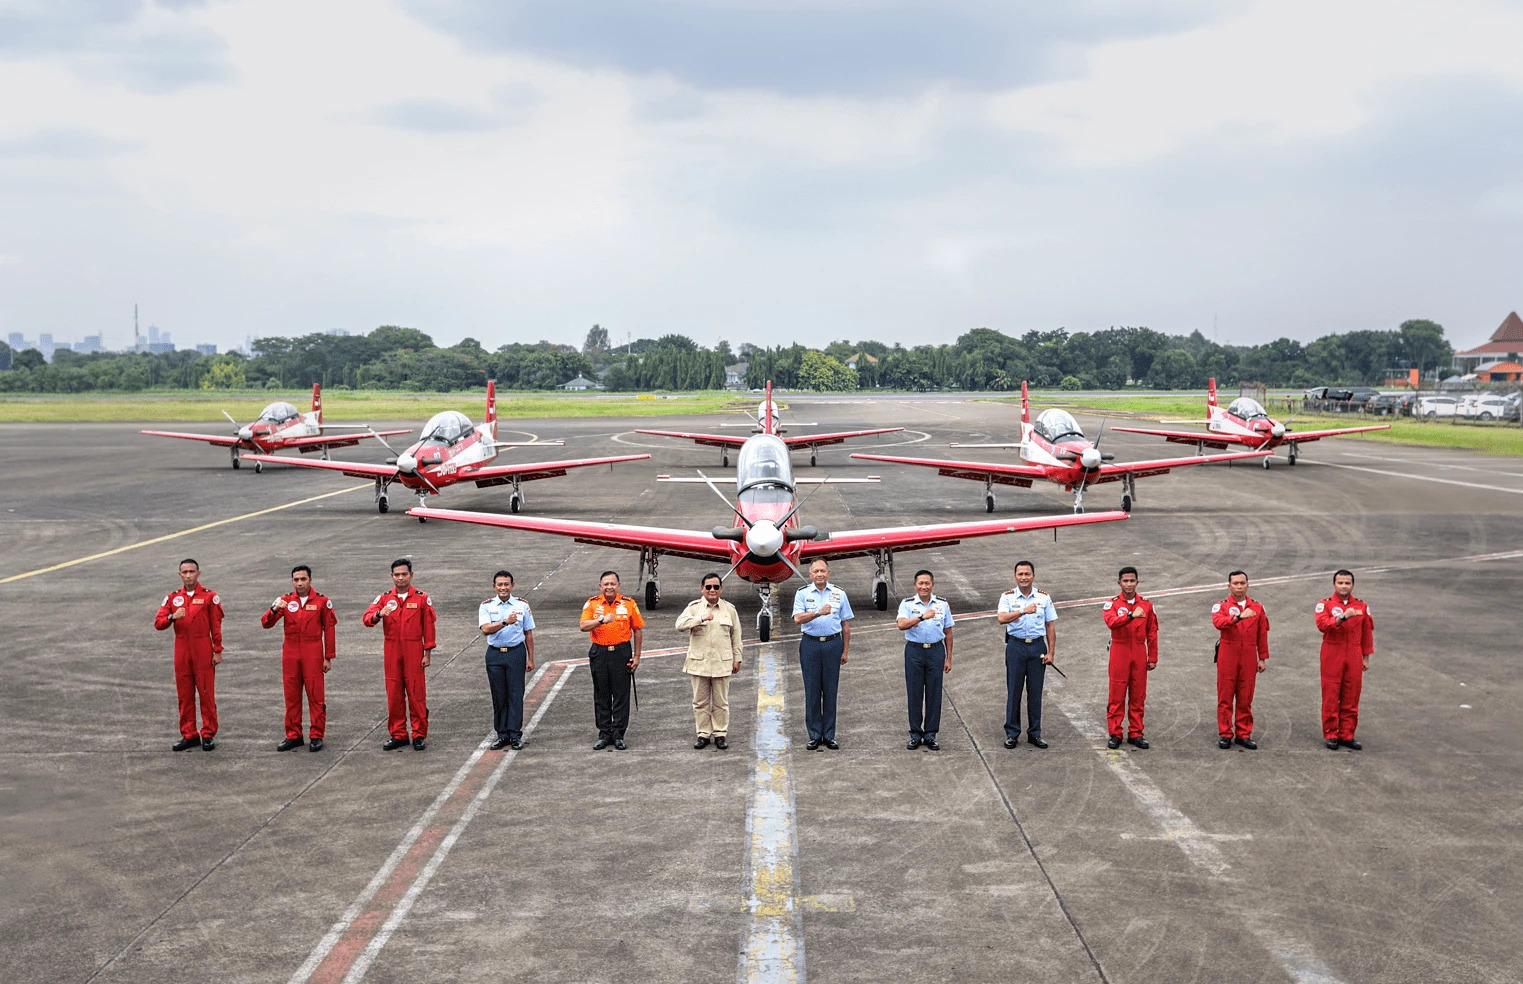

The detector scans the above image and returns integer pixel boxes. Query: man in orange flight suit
[154,558,225,751]
[363,558,436,751]
[262,564,338,752]
[1314,569,1375,751]
[1101,566,1158,750]
[1210,570,1269,750]
[579,570,645,750]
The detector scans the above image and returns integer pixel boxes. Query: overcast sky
[2,0,1520,354]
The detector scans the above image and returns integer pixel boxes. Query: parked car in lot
[1457,394,1513,420]
[1419,396,1459,418]
[1346,387,1381,406]
[1368,393,1415,416]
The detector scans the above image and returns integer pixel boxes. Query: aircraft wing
[279,429,412,450]
[1109,425,1246,451]
[405,507,735,563]
[1087,448,1273,484]
[1279,424,1392,442]
[241,454,400,480]
[781,427,904,448]
[139,429,240,447]
[634,429,747,450]
[799,510,1127,562]
[465,454,651,488]
[849,452,1044,489]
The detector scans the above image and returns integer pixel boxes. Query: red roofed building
[1454,312,1523,373]
[1475,360,1523,383]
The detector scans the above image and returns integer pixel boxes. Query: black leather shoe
[1127,736,1149,750]
[309,739,323,752]
[594,738,610,750]
[1027,736,1048,749]
[411,737,426,751]
[1218,737,1232,749]
[1233,737,1257,750]
[510,738,523,750]
[1003,736,1019,749]
[807,738,822,750]
[907,738,922,750]
[1107,735,1122,749]
[382,737,408,751]
[172,736,201,752]
[201,737,215,751]
[923,738,941,751]
[1340,739,1362,751]
[613,739,627,750]
[277,738,304,752]
[490,737,511,750]
[694,736,711,749]
[714,737,728,750]
[822,738,839,750]
[1326,738,1340,750]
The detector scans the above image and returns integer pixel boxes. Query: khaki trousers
[690,674,731,737]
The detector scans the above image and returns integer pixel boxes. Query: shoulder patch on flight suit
[1315,602,1325,613]
[1103,601,1112,610]
[1211,603,1221,613]
[212,594,220,606]
[374,594,384,605]
[326,598,334,609]
[1366,605,1372,616]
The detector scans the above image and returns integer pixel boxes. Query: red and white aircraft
[1111,378,1391,468]
[635,391,903,466]
[851,382,1270,513]
[140,383,411,473]
[410,384,1127,640]
[243,381,650,520]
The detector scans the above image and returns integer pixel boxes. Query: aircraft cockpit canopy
[419,410,474,446]
[736,435,794,496]
[258,402,300,424]
[1034,408,1084,444]
[1227,397,1269,420]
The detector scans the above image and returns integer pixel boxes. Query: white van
[1458,394,1511,420]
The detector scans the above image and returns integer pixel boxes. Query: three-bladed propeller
[695,468,822,582]
[223,409,255,442]
[367,428,441,494]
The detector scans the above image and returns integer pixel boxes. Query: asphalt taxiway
[3,396,1521,984]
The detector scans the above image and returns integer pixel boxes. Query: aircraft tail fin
[1207,377,1218,411]
[1020,380,1031,427]
[486,380,498,439]
[763,381,776,435]
[312,383,322,423]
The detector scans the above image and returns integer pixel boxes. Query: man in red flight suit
[363,558,436,751]
[1211,570,1269,750]
[262,564,338,753]
[154,558,225,751]
[1101,566,1158,750]
[1314,569,1375,751]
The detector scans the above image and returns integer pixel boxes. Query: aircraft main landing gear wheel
[646,581,660,610]
[231,447,241,470]
[722,453,730,468]
[254,461,263,474]
[985,493,996,513]
[1262,455,1271,470]
[378,495,389,514]
[1121,494,1132,513]
[1073,504,1084,514]
[874,581,889,611]
[510,495,522,514]
[810,453,817,467]
[757,611,771,643]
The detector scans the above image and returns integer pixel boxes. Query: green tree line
[0,319,1452,394]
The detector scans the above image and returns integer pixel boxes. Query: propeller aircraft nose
[1271,423,1286,438]
[746,521,784,558]
[396,453,418,473]
[238,426,253,440]
[1080,447,1102,470]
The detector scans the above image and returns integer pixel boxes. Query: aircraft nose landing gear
[230,447,242,470]
[416,491,430,522]
[638,547,661,610]
[871,549,895,610]
[756,583,773,642]
[375,477,391,514]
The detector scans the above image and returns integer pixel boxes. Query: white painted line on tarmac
[337,666,575,984]
[738,642,806,983]
[1056,698,1349,984]
[1338,451,1523,477]
[1301,460,1523,494]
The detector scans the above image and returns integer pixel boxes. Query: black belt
[491,643,524,652]
[913,641,943,649]
[804,632,841,642]
[1011,636,1043,644]
[598,643,629,652]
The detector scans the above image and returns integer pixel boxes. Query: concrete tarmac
[2,396,1521,984]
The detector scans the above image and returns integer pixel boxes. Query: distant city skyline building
[195,343,217,356]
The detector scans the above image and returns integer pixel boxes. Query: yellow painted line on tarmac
[1,484,371,584]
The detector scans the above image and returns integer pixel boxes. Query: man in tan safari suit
[674,572,744,750]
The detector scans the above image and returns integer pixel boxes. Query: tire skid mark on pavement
[1056,698,1349,984]
[738,641,806,983]
[289,662,573,984]
[1,484,371,583]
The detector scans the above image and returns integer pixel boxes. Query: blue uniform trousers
[485,644,527,740]
[1004,636,1048,739]
[904,642,945,740]
[798,634,843,741]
